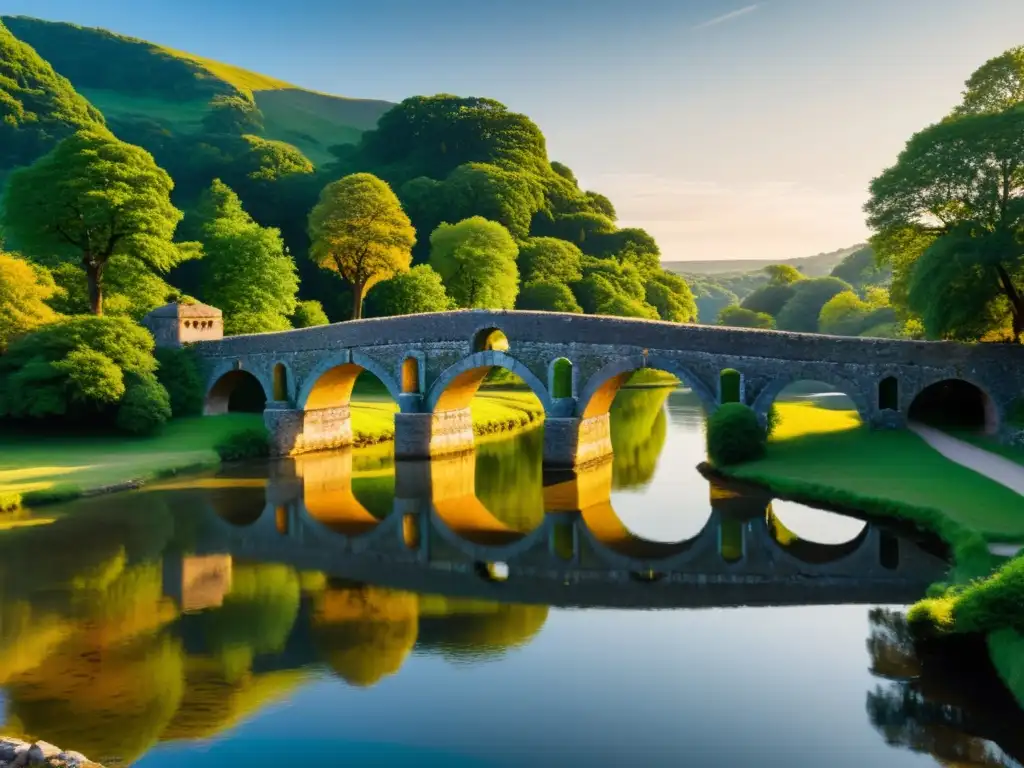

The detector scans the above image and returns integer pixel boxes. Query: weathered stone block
[395,409,474,459]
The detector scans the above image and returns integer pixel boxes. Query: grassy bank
[717,401,1024,703]
[0,391,544,509]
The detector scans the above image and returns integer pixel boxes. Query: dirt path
[909,422,1024,497]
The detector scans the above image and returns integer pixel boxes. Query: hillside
[662,244,866,278]
[2,16,393,165]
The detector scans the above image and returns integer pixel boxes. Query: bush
[291,299,330,328]
[766,404,781,438]
[706,403,766,466]
[155,346,204,417]
[116,375,172,434]
[215,427,270,461]
[720,369,741,403]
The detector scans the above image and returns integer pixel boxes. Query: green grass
[945,429,1024,468]
[989,630,1024,709]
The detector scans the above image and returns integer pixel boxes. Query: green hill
[2,16,393,165]
[662,244,866,278]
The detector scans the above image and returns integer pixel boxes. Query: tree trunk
[996,263,1024,341]
[351,281,365,320]
[85,258,104,316]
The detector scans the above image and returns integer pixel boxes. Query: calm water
[0,389,1019,767]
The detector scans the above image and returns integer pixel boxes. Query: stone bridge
[187,309,1024,467]
[191,451,947,608]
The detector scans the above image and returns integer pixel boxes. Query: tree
[443,162,544,239]
[741,282,796,317]
[291,300,330,328]
[0,316,170,434]
[775,277,852,332]
[0,20,105,173]
[202,95,265,135]
[954,46,1024,117]
[429,217,519,309]
[517,281,582,313]
[866,74,1024,339]
[197,180,298,335]
[830,246,889,288]
[718,305,775,329]
[517,237,583,284]
[308,173,416,320]
[818,291,874,336]
[1,130,194,315]
[645,272,697,323]
[365,264,453,317]
[0,253,60,351]
[47,257,177,321]
[763,264,803,285]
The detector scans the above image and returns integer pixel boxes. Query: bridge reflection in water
[195,445,948,610]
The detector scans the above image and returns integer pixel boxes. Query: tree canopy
[1,129,194,315]
[197,179,298,334]
[308,173,416,320]
[0,252,60,351]
[775,277,853,332]
[429,217,519,309]
[517,237,584,285]
[365,264,453,317]
[517,281,583,313]
[718,305,775,329]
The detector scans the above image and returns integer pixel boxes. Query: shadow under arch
[751,376,870,423]
[908,377,1001,434]
[765,503,871,565]
[205,369,270,415]
[426,350,553,413]
[578,355,717,419]
[296,351,402,411]
[291,452,392,539]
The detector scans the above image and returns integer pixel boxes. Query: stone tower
[141,301,223,348]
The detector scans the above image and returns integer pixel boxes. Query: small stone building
[142,301,223,348]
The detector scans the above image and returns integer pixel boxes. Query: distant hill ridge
[2,15,394,164]
[663,244,867,278]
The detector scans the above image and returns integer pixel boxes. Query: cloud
[693,4,761,30]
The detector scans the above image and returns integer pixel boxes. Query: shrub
[706,403,766,466]
[720,369,741,403]
[215,427,270,461]
[291,299,330,328]
[155,346,205,417]
[116,375,172,434]
[766,404,781,438]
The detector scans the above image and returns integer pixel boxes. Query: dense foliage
[0,316,171,433]
[290,299,330,328]
[429,217,519,309]
[0,19,104,175]
[0,251,60,350]
[154,346,204,417]
[705,403,766,466]
[718,306,774,329]
[866,46,1024,341]
[364,264,453,317]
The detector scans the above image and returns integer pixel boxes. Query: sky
[4,0,1024,262]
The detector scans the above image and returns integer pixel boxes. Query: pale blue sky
[4,0,1024,260]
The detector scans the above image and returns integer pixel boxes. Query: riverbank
[0,391,544,510]
[0,736,102,766]
[715,401,1024,703]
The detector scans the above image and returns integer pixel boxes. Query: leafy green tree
[0,253,60,351]
[0,20,105,172]
[229,134,314,182]
[577,256,648,306]
[818,291,874,336]
[718,305,775,329]
[595,292,658,320]
[830,246,889,288]
[365,264,453,317]
[532,211,616,247]
[308,173,416,320]
[764,264,804,285]
[690,279,739,323]
[291,300,330,328]
[202,95,265,135]
[429,217,519,309]
[645,272,697,322]
[589,227,661,271]
[443,162,544,239]
[517,281,582,313]
[775,277,852,332]
[953,46,1024,117]
[517,237,583,284]
[196,180,298,334]
[741,283,796,317]
[584,191,616,220]
[866,79,1024,339]
[1,130,194,315]
[155,346,204,417]
[0,316,170,433]
[46,258,177,321]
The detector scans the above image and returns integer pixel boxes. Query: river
[0,388,1019,767]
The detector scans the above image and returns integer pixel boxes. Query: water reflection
[0,387,1016,767]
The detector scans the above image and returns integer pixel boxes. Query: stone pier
[394,408,475,460]
[543,414,613,468]
[264,404,353,457]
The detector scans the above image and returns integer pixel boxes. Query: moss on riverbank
[0,391,545,509]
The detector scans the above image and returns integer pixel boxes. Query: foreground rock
[0,738,103,767]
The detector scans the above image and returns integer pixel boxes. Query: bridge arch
[296,351,402,411]
[577,354,717,419]
[908,377,1001,434]
[751,374,871,424]
[205,367,271,415]
[765,502,871,565]
[426,351,554,413]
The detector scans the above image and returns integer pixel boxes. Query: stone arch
[272,362,292,403]
[908,377,1001,434]
[401,351,426,395]
[205,368,270,415]
[577,354,717,419]
[765,502,870,565]
[426,350,554,413]
[549,357,574,399]
[472,327,510,353]
[750,373,871,423]
[878,375,899,412]
[297,351,402,410]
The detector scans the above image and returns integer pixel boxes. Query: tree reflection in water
[865,608,1020,767]
[609,387,671,489]
[474,425,545,532]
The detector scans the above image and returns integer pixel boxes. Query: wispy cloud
[693,4,761,30]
